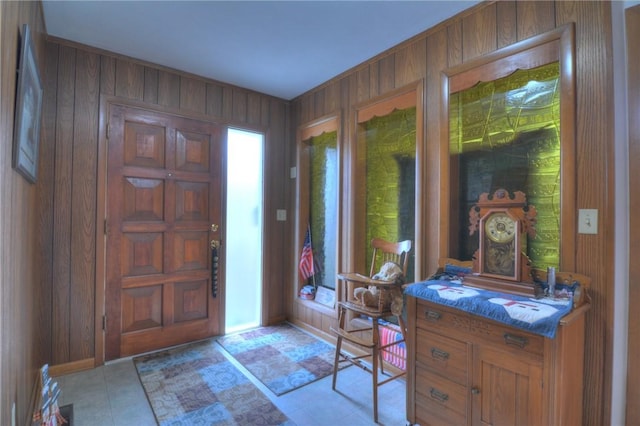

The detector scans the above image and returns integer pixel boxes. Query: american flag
[299,227,315,280]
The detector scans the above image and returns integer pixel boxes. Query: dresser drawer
[416,328,468,386]
[416,299,544,359]
[415,367,467,425]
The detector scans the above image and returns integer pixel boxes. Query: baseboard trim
[49,358,95,377]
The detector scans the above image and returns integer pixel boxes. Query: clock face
[484,212,516,243]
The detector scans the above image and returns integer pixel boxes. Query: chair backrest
[368,238,412,278]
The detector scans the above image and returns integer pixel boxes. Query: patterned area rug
[217,323,337,396]
[134,340,295,426]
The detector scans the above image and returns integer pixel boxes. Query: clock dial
[484,212,516,243]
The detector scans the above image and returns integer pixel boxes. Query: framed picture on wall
[13,24,43,184]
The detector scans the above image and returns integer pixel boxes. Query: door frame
[95,96,268,364]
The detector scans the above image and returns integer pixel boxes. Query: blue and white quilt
[404,276,575,339]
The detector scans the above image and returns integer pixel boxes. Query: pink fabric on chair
[380,324,406,370]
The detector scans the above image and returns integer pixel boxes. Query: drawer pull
[503,333,528,348]
[430,347,450,361]
[471,387,481,395]
[424,310,442,321]
[429,387,449,403]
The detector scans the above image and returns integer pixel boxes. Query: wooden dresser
[406,294,589,426]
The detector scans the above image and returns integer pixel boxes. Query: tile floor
[55,339,409,426]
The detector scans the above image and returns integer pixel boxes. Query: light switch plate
[578,209,598,234]
[276,209,287,221]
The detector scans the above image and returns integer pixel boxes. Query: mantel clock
[465,189,542,297]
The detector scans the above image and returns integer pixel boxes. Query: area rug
[134,340,295,426]
[217,323,337,396]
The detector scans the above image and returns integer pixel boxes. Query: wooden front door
[105,104,223,360]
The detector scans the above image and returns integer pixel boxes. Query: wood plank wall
[40,34,291,363]
[0,2,47,425]
[2,10,289,425]
[626,5,640,426]
[289,2,614,425]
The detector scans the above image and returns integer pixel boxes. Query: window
[297,116,340,292]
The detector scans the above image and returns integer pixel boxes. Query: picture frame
[13,24,43,184]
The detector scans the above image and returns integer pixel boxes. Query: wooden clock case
[465,189,542,297]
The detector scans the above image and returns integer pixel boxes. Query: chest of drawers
[406,295,588,426]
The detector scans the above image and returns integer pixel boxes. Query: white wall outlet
[276,209,287,221]
[290,167,297,179]
[578,209,598,234]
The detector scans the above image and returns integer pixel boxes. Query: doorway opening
[225,128,264,334]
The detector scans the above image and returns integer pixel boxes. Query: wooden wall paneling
[260,96,271,127]
[52,45,77,364]
[232,89,248,123]
[158,70,180,108]
[205,83,224,118]
[496,1,517,48]
[627,5,640,425]
[222,86,233,119]
[555,3,614,426]
[516,1,556,41]
[355,66,371,103]
[413,80,426,281]
[447,20,463,68]
[339,75,350,122]
[0,2,46,423]
[278,97,291,323]
[247,92,262,125]
[36,40,59,376]
[313,90,325,117]
[289,2,615,425]
[298,93,313,124]
[369,61,380,99]
[323,80,340,114]
[3,4,37,425]
[377,54,395,95]
[339,75,354,275]
[264,98,288,324]
[180,76,206,114]
[462,2,497,62]
[443,21,462,263]
[100,55,116,96]
[426,27,449,276]
[69,50,100,361]
[394,39,427,88]
[143,67,159,104]
[114,59,144,101]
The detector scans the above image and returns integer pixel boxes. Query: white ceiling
[41,1,480,100]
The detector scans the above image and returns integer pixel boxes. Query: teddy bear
[353,286,381,307]
[372,262,404,284]
[352,262,405,313]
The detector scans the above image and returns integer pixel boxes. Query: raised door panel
[473,345,543,426]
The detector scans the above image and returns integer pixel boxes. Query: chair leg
[332,305,347,391]
[372,320,379,423]
[332,335,342,390]
[377,320,386,376]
